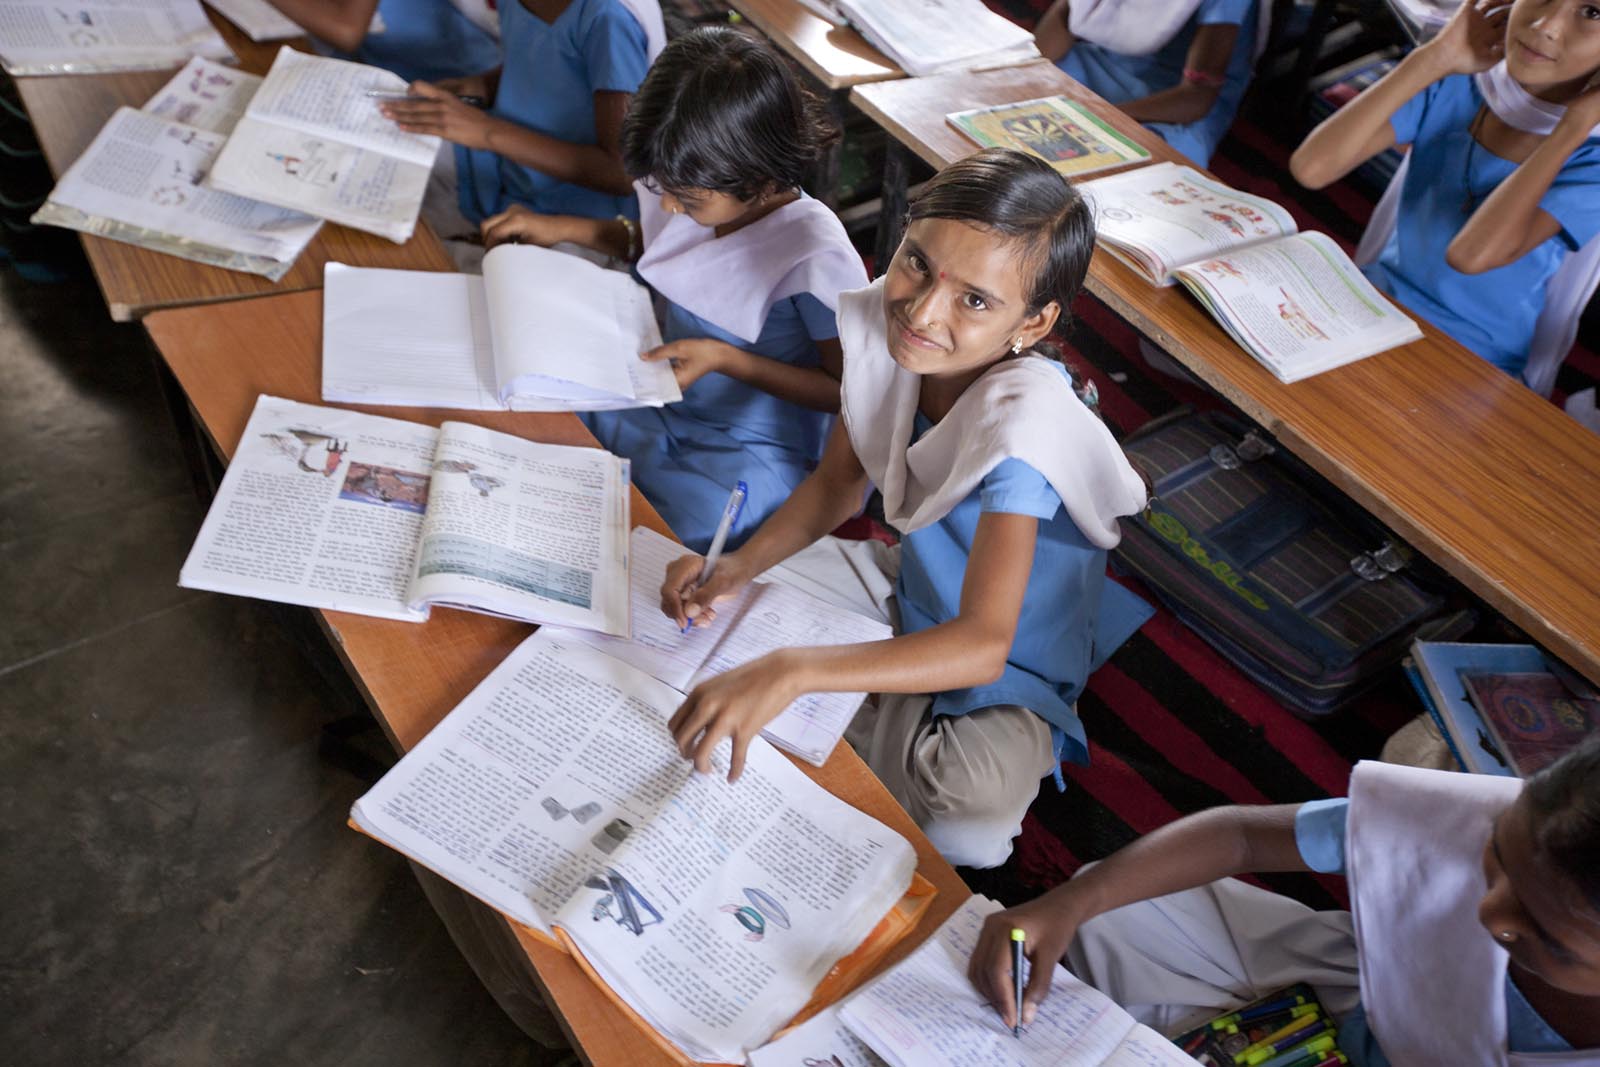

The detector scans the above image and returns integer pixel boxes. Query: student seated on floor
[1032,0,1268,166]
[480,26,867,552]
[968,738,1600,1064]
[265,0,502,83]
[654,149,1149,870]
[1291,0,1600,382]
[379,0,665,244]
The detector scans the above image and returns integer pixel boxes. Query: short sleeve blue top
[1364,74,1600,376]
[1291,798,1574,1066]
[1056,0,1257,166]
[342,0,502,83]
[455,0,651,223]
[895,363,1108,762]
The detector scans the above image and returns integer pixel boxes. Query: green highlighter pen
[1011,928,1026,1038]
[1254,1034,1338,1067]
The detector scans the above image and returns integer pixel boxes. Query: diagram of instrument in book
[723,888,792,943]
[431,458,505,498]
[259,427,349,477]
[585,868,662,936]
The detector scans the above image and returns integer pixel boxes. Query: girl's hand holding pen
[378,81,494,146]
[659,551,751,631]
[968,884,1094,1029]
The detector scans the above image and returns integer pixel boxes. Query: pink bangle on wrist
[1182,67,1226,88]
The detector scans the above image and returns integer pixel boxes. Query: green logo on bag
[1148,512,1269,611]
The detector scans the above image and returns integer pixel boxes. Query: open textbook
[835,895,1194,1067]
[350,630,925,1063]
[554,527,893,766]
[179,395,631,633]
[0,0,231,74]
[322,245,682,412]
[1083,162,1421,382]
[32,59,322,281]
[203,0,383,42]
[947,95,1151,180]
[834,0,1040,76]
[206,48,439,243]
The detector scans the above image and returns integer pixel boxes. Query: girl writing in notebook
[655,149,1148,870]
[480,26,868,552]
[1291,0,1600,381]
[265,0,501,83]
[378,0,666,234]
[968,739,1600,1064]
[1033,0,1266,166]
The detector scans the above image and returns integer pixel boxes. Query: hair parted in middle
[621,25,838,201]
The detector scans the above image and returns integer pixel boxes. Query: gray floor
[1,265,561,1064]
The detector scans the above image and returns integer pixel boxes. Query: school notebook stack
[321,244,683,412]
[554,526,893,766]
[178,395,632,634]
[748,894,1198,1067]
[947,95,1152,180]
[0,0,231,74]
[833,0,1040,76]
[31,58,323,281]
[350,629,933,1064]
[206,48,439,243]
[1081,162,1421,382]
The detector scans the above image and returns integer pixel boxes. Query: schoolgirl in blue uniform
[381,0,664,226]
[1291,0,1600,379]
[480,27,868,552]
[1033,0,1263,166]
[656,150,1148,869]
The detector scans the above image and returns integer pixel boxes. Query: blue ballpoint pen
[682,481,748,634]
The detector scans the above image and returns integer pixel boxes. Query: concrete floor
[0,265,562,1065]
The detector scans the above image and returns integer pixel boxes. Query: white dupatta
[1355,62,1600,410]
[836,278,1146,544]
[1067,0,1272,61]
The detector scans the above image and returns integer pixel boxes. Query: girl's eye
[1584,4,1600,19]
[962,292,988,311]
[906,252,928,273]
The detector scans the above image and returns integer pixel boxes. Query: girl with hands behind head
[967,742,1600,1064]
[659,149,1150,871]
[1291,0,1600,380]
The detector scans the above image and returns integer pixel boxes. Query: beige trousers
[767,537,1058,870]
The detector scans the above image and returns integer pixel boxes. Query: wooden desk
[852,65,1600,687]
[142,289,970,1066]
[727,0,901,90]
[14,16,453,321]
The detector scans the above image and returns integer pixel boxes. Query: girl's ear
[1016,301,1061,350]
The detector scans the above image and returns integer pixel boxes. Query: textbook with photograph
[179,395,632,634]
[0,0,232,75]
[206,48,439,243]
[31,60,323,281]
[554,526,893,766]
[834,0,1040,76]
[947,95,1152,179]
[322,244,682,413]
[1083,162,1422,382]
[350,629,931,1064]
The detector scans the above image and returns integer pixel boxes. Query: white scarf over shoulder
[836,278,1146,544]
[1356,62,1600,401]
[1067,0,1271,61]
[445,0,663,57]
[635,184,868,344]
[1345,761,1596,1065]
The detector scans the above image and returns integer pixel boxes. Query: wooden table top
[142,288,970,1066]
[852,64,1600,687]
[728,0,901,89]
[15,13,453,321]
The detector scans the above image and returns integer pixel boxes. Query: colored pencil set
[1173,984,1349,1067]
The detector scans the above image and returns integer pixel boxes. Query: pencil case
[1112,410,1472,717]
[1173,982,1347,1066]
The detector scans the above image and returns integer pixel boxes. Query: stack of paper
[0,0,233,74]
[31,58,322,280]
[834,0,1039,76]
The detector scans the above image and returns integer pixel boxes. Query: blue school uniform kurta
[1363,74,1600,376]
[1057,0,1256,166]
[896,363,1149,766]
[1293,799,1574,1066]
[344,0,502,84]
[454,0,650,224]
[579,294,837,553]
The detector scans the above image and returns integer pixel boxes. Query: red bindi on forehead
[939,270,947,280]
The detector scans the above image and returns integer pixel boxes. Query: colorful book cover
[1462,671,1598,777]
[1410,642,1544,778]
[945,94,1151,178]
